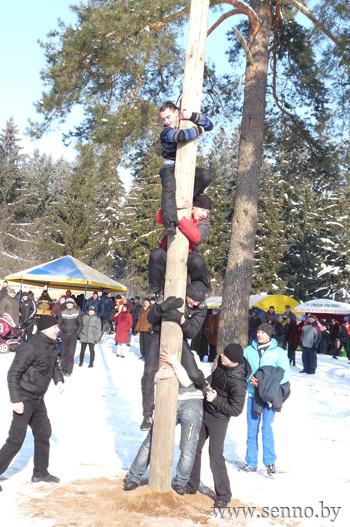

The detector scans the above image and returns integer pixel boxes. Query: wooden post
[148,0,210,492]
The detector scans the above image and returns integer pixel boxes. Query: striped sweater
[160,112,213,165]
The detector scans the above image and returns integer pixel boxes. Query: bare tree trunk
[217,0,272,351]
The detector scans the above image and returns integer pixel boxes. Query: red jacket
[156,210,208,253]
[114,304,133,343]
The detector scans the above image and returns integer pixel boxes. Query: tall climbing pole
[148,0,210,492]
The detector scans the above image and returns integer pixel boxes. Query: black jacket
[204,357,251,420]
[58,308,83,336]
[253,365,291,414]
[7,332,64,402]
[19,298,36,323]
[147,301,207,340]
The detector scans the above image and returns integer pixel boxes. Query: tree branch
[210,0,261,34]
[281,0,344,48]
[207,9,241,36]
[148,8,188,30]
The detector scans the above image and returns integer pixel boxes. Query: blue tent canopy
[6,255,127,293]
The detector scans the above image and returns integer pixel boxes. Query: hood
[219,356,252,381]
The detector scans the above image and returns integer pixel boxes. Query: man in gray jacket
[300,314,322,374]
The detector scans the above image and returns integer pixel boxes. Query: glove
[159,296,184,313]
[162,308,183,324]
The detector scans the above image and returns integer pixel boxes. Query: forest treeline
[1,114,348,301]
[1,1,349,303]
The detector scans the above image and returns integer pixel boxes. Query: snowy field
[0,335,349,527]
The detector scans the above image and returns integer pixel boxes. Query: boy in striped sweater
[159,101,213,236]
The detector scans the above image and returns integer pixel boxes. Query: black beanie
[37,315,58,332]
[193,194,212,210]
[223,343,243,363]
[257,323,274,339]
[186,281,206,302]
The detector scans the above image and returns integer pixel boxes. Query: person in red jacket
[113,304,133,358]
[148,194,211,301]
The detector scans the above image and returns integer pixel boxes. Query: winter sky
[0,1,78,162]
[0,1,236,169]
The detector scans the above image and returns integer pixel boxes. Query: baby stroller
[0,313,29,353]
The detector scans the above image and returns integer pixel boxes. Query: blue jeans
[127,398,203,486]
[245,396,276,469]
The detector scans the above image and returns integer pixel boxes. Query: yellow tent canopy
[6,255,127,293]
[206,294,299,314]
[254,295,299,315]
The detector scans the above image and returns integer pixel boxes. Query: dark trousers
[302,346,317,374]
[149,248,210,293]
[344,341,350,360]
[61,333,78,374]
[141,333,160,418]
[160,166,212,226]
[139,332,149,359]
[330,339,341,357]
[80,342,95,366]
[141,335,205,417]
[287,343,297,365]
[186,410,231,502]
[0,398,51,478]
[208,344,217,363]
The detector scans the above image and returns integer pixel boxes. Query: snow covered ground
[0,335,349,527]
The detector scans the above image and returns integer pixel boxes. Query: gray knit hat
[257,323,274,339]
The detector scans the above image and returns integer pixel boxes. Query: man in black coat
[140,281,208,432]
[0,316,64,492]
[186,343,251,509]
[19,291,37,339]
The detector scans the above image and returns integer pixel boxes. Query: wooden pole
[148,0,210,492]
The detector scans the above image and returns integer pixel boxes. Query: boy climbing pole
[159,101,214,236]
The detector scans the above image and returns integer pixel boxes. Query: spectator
[339,320,349,363]
[248,307,261,345]
[37,290,53,311]
[274,315,290,349]
[0,315,63,491]
[0,288,19,327]
[114,304,133,358]
[286,317,303,366]
[51,295,67,318]
[282,304,296,322]
[79,306,101,368]
[261,306,276,327]
[204,308,220,362]
[242,323,290,476]
[318,317,330,354]
[134,298,152,360]
[84,292,100,314]
[300,314,322,374]
[58,298,83,377]
[132,296,142,336]
[0,280,9,302]
[19,292,36,339]
[97,291,115,328]
[329,318,341,359]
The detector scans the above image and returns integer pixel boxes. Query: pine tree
[199,128,238,293]
[124,142,163,294]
